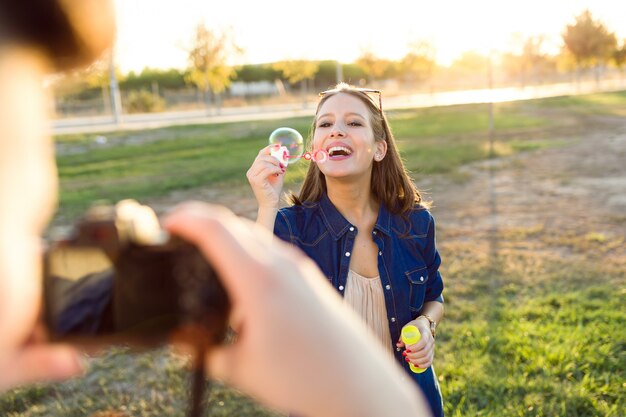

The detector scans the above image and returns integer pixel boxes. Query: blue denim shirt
[274,193,444,416]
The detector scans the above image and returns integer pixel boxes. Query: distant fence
[52,70,626,120]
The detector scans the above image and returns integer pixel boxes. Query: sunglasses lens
[319,89,382,112]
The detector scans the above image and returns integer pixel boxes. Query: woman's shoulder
[391,202,434,220]
[278,200,320,215]
[389,203,435,235]
[277,201,323,226]
[410,203,434,219]
[275,201,329,242]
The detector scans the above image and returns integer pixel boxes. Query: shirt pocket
[405,266,429,313]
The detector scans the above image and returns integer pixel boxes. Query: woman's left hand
[396,317,435,370]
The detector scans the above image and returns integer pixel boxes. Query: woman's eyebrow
[317,112,366,120]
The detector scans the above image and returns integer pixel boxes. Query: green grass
[52,100,552,221]
[437,250,625,417]
[532,90,626,116]
[0,348,283,417]
[389,102,546,139]
[53,119,311,220]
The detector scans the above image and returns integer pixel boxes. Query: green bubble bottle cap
[401,325,426,374]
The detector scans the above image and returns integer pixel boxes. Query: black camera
[43,200,231,351]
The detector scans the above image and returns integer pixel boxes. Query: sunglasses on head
[318,87,383,117]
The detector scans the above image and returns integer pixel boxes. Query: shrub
[125,89,165,113]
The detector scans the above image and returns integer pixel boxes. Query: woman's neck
[326,178,379,227]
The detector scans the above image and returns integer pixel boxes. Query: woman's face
[312,93,386,179]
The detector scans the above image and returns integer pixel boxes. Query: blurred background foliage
[49,10,626,116]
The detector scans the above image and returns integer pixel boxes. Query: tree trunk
[101,84,110,115]
[215,92,222,115]
[203,89,211,116]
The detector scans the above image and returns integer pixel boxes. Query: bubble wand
[269,127,328,165]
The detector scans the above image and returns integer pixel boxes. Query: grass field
[2,91,625,416]
[51,98,551,222]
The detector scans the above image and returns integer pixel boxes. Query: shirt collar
[374,202,392,236]
[319,193,392,240]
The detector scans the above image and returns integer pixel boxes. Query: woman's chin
[322,170,369,183]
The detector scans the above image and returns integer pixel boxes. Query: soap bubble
[269,127,304,164]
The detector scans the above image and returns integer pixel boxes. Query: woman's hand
[246,145,286,210]
[397,318,435,370]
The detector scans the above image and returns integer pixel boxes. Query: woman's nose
[330,126,345,137]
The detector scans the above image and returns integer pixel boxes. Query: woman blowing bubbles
[248,83,445,416]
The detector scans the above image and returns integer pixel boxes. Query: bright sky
[113,0,625,74]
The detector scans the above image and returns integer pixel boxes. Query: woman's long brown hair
[289,83,428,215]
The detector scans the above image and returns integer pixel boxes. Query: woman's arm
[255,206,279,232]
[417,300,444,332]
[246,145,285,231]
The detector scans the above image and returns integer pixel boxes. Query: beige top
[343,269,393,357]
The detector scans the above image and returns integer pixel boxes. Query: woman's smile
[326,141,354,161]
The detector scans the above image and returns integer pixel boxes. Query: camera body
[43,200,230,350]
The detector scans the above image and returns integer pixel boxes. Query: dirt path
[427,114,626,239]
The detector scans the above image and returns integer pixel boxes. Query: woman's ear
[374,141,387,161]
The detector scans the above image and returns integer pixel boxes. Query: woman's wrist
[415,314,436,338]
[256,206,279,231]
[257,206,278,218]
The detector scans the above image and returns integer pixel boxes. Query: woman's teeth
[328,146,352,157]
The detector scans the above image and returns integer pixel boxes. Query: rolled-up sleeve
[424,214,444,303]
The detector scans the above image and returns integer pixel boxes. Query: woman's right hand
[246,145,286,209]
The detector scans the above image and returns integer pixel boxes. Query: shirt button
[373,230,377,235]
[339,285,344,291]
[396,347,401,352]
[349,226,355,232]
[420,276,425,282]
[378,251,382,256]
[390,317,396,322]
[345,252,351,257]
[385,284,391,290]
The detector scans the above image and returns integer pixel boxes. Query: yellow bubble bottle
[401,325,426,374]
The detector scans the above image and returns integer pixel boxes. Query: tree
[613,39,626,74]
[122,68,186,91]
[272,59,319,98]
[444,51,491,89]
[562,10,617,74]
[355,49,389,83]
[185,23,242,111]
[235,64,281,83]
[399,40,436,88]
[502,35,556,86]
